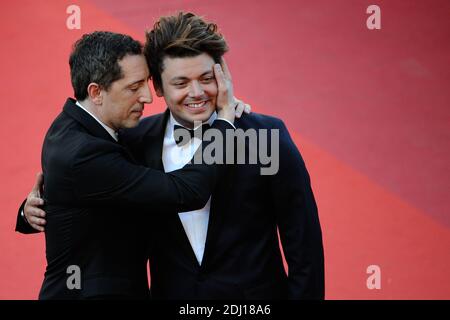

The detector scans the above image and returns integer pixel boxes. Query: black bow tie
[174,123,211,146]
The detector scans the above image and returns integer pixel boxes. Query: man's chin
[123,119,141,129]
[181,109,214,125]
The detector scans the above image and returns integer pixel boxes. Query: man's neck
[76,100,118,141]
[78,99,101,120]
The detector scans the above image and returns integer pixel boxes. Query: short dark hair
[69,31,142,100]
[144,12,228,91]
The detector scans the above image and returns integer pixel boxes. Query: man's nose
[188,81,204,98]
[139,83,153,104]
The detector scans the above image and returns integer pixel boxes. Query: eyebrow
[126,77,150,87]
[170,71,214,82]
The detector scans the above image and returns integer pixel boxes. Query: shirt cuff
[215,118,236,129]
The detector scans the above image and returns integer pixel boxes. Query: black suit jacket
[122,110,325,300]
[15,98,234,299]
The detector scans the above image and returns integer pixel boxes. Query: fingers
[220,57,232,81]
[24,207,46,232]
[24,185,46,232]
[32,172,44,197]
[214,64,227,94]
[28,216,46,232]
[214,62,235,123]
[28,215,46,226]
[27,196,44,207]
[235,101,245,118]
[26,205,46,218]
[214,63,234,110]
[233,98,252,118]
[31,225,45,232]
[25,206,46,232]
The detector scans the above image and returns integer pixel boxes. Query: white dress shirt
[162,112,218,265]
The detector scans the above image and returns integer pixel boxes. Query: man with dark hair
[70,32,142,101]
[16,30,239,299]
[20,12,324,300]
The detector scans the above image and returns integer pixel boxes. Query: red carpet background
[0,0,449,299]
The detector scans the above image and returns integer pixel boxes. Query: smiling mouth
[185,101,208,109]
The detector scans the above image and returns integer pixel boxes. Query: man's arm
[15,200,40,234]
[270,119,325,299]
[17,119,235,233]
[70,119,234,212]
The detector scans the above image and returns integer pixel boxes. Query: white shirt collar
[75,101,118,142]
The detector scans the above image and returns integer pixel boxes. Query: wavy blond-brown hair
[144,12,228,91]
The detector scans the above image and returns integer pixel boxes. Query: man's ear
[153,81,164,97]
[87,83,102,105]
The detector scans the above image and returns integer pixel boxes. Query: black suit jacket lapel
[63,98,118,144]
[139,109,170,170]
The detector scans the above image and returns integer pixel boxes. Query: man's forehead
[117,54,149,82]
[162,55,214,79]
[118,54,148,69]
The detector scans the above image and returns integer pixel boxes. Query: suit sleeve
[15,199,41,234]
[71,119,233,213]
[270,119,325,299]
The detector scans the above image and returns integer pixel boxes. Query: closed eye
[201,77,214,83]
[129,83,143,92]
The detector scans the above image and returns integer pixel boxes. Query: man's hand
[234,98,251,118]
[23,172,46,232]
[214,59,237,123]
[215,58,251,119]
